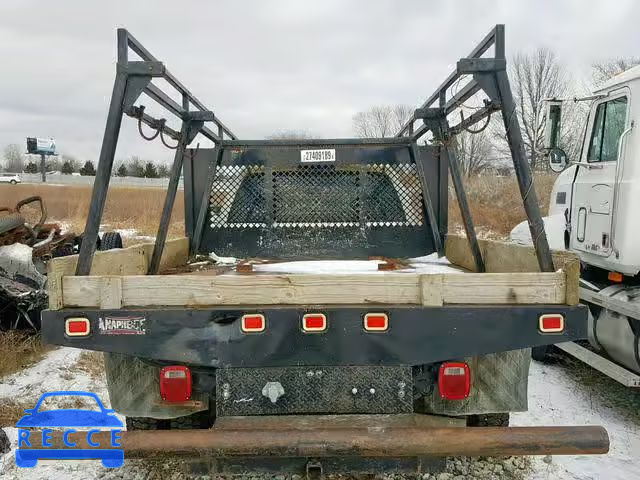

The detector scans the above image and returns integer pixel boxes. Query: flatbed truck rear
[41,24,608,476]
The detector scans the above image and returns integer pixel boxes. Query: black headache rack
[183,139,447,259]
[73,24,554,276]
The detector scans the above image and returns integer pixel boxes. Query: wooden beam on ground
[60,271,566,308]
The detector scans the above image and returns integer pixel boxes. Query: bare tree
[592,57,640,86]
[3,144,25,173]
[453,130,493,177]
[353,104,413,138]
[503,48,569,170]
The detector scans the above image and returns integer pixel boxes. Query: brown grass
[448,173,556,239]
[75,350,105,380]
[0,183,184,239]
[0,173,554,244]
[0,395,100,427]
[0,398,31,427]
[0,331,53,379]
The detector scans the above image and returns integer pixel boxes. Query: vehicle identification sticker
[300,149,336,163]
[98,315,146,335]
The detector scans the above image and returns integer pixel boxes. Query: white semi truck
[513,65,640,387]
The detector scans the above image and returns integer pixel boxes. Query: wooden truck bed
[46,235,579,311]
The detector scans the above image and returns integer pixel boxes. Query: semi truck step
[555,341,640,388]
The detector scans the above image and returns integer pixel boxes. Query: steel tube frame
[494,67,555,271]
[75,29,235,275]
[75,70,128,275]
[147,121,196,274]
[38,425,609,458]
[397,24,554,273]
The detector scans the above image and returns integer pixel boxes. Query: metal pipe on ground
[38,426,608,458]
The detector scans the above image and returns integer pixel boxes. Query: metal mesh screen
[210,163,424,229]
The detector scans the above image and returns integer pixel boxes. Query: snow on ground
[250,254,462,275]
[513,356,640,480]
[510,214,567,251]
[1,346,638,479]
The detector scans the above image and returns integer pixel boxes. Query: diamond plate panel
[216,366,413,416]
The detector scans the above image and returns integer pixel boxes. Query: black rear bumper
[42,304,587,368]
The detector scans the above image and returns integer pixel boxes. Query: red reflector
[608,271,623,283]
[159,366,192,402]
[65,317,90,336]
[302,314,327,332]
[438,362,471,400]
[364,313,388,331]
[539,314,564,333]
[241,314,265,333]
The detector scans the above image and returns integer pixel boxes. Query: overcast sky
[1,0,638,165]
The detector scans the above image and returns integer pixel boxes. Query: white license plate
[300,149,336,163]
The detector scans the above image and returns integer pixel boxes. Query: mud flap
[424,349,530,415]
[104,352,209,419]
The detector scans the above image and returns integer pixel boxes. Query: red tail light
[302,313,327,332]
[241,314,265,333]
[364,313,388,332]
[539,314,564,333]
[438,362,471,400]
[160,366,192,402]
[65,317,90,337]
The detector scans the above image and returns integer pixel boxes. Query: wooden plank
[47,245,147,310]
[47,237,189,310]
[61,271,566,308]
[555,342,640,388]
[420,274,443,306]
[443,273,565,304]
[142,237,189,273]
[98,277,123,309]
[445,235,579,303]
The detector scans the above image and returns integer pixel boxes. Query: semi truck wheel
[467,413,510,427]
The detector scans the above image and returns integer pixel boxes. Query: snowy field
[0,345,638,479]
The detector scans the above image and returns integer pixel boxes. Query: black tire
[100,231,123,250]
[531,345,550,362]
[169,411,212,429]
[10,180,17,185]
[52,243,74,258]
[467,413,510,427]
[125,417,169,430]
[74,234,101,252]
[0,212,25,234]
[126,411,212,431]
[0,428,10,454]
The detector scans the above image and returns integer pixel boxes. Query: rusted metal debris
[0,196,75,260]
[0,196,76,329]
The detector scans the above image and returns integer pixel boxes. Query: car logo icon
[15,391,124,468]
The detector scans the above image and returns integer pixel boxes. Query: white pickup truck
[0,173,21,184]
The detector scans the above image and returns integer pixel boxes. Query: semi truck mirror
[542,99,563,150]
[548,147,568,172]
